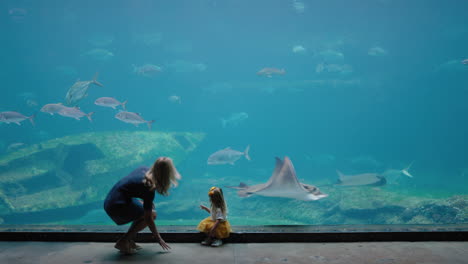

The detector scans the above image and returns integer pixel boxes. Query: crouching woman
[104,157,181,254]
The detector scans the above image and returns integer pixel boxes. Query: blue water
[0,0,467,226]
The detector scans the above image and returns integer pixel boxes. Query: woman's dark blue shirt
[104,166,155,211]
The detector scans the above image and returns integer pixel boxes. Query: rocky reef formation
[0,131,205,222]
[148,169,468,226]
[198,182,468,225]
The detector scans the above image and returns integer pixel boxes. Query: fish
[256,68,286,78]
[168,95,181,104]
[40,103,65,115]
[335,170,386,186]
[315,62,353,75]
[221,112,248,128]
[18,92,38,107]
[26,99,38,107]
[463,59,468,65]
[381,162,414,184]
[207,145,251,165]
[401,161,414,178]
[115,111,155,130]
[0,111,35,126]
[368,46,388,56]
[65,72,103,106]
[315,63,326,73]
[226,157,327,201]
[58,106,94,121]
[292,0,305,13]
[6,142,26,152]
[292,45,306,54]
[94,97,127,110]
[81,48,114,61]
[132,64,162,77]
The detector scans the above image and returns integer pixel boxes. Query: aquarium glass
[0,0,467,227]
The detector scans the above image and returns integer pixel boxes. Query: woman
[104,157,181,254]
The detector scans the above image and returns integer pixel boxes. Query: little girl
[197,186,232,247]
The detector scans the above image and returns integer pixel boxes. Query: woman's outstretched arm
[144,210,171,250]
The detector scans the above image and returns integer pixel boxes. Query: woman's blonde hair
[209,187,228,216]
[143,157,181,195]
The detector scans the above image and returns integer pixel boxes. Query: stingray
[226,157,328,201]
[335,170,386,187]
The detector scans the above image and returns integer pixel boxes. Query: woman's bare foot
[129,240,142,250]
[115,238,136,254]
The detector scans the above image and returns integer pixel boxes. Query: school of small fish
[1,69,158,130]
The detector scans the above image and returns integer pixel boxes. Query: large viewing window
[0,0,466,230]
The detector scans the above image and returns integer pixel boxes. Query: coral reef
[202,182,468,225]
[401,195,468,224]
[158,167,468,226]
[0,131,205,219]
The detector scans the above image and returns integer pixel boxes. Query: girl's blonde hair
[143,157,181,195]
[209,187,228,217]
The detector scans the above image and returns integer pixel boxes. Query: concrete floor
[0,241,467,264]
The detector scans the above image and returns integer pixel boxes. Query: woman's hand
[199,204,208,211]
[156,236,171,251]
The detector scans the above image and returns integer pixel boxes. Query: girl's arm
[144,210,171,250]
[200,204,211,213]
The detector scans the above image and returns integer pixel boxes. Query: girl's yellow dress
[197,207,232,239]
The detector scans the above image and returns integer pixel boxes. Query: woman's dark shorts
[104,198,145,225]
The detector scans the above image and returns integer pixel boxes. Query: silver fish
[168,95,181,104]
[335,170,386,186]
[221,112,248,128]
[256,68,286,78]
[115,111,155,130]
[292,0,305,14]
[368,46,388,56]
[0,111,35,126]
[58,106,94,121]
[81,48,114,61]
[381,162,414,184]
[132,64,162,77]
[40,103,65,115]
[316,49,344,63]
[7,142,26,152]
[94,97,127,110]
[207,145,251,165]
[65,72,103,106]
[292,45,306,54]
